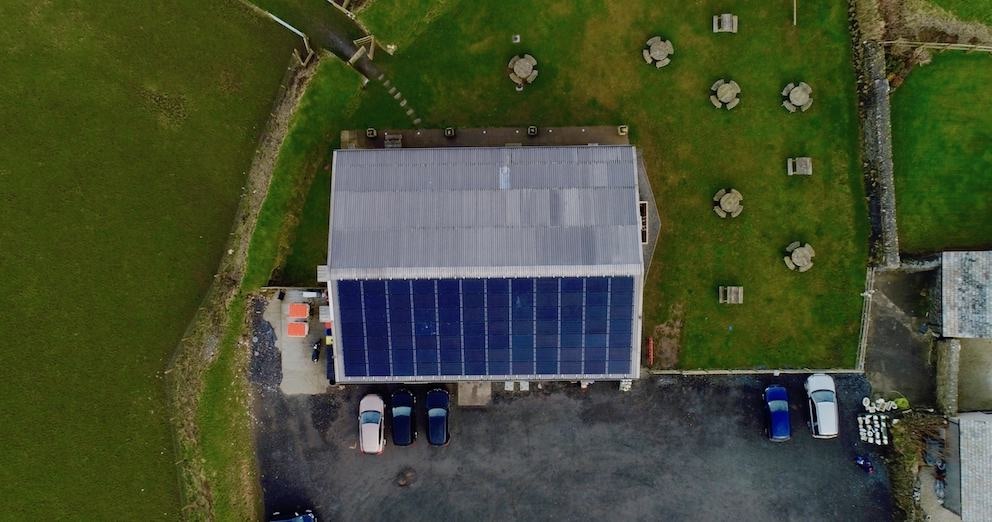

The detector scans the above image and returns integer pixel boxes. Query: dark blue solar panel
[487,293,509,307]
[335,276,635,379]
[608,358,631,374]
[585,360,607,374]
[462,279,485,294]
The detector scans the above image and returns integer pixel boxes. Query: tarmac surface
[865,270,937,407]
[252,374,893,521]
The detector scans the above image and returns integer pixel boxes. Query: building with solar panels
[322,145,645,383]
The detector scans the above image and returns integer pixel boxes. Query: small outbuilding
[941,251,992,339]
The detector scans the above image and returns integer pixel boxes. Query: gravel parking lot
[252,373,892,521]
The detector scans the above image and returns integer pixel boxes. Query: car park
[358,393,385,454]
[390,388,416,446]
[805,374,839,439]
[763,385,791,442]
[425,388,450,446]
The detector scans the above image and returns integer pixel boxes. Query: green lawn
[930,0,992,25]
[0,1,294,518]
[277,0,868,369]
[891,53,992,254]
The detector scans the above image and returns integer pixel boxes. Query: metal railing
[881,40,992,54]
[856,267,876,370]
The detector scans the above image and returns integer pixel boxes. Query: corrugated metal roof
[942,251,992,338]
[959,412,992,522]
[328,146,644,280]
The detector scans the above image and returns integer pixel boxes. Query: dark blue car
[426,388,450,446]
[763,385,792,442]
[270,510,316,522]
[391,388,416,446]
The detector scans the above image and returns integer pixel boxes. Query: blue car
[426,388,450,446]
[270,510,315,522]
[391,388,416,446]
[763,385,792,442]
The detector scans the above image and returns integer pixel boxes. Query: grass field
[931,0,992,25]
[274,0,868,369]
[891,53,992,254]
[0,1,294,518]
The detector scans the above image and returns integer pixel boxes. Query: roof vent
[498,166,510,189]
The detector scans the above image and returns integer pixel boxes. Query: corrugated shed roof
[328,146,644,280]
[942,251,992,338]
[959,412,992,522]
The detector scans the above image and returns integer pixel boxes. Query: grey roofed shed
[942,251,992,338]
[959,412,992,521]
[328,145,644,280]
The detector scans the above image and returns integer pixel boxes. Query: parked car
[391,388,416,446]
[270,510,316,522]
[763,385,791,442]
[805,374,839,439]
[358,394,385,454]
[425,388,450,446]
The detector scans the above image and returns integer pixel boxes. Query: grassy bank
[276,0,868,369]
[194,59,372,520]
[0,1,294,518]
[891,53,992,253]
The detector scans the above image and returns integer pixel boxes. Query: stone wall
[935,338,960,415]
[860,41,901,269]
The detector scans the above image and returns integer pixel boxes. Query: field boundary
[648,368,864,375]
[856,267,876,371]
[166,57,319,519]
[881,40,992,53]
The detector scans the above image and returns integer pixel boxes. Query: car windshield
[768,400,788,413]
[811,390,836,403]
[428,408,446,418]
[360,411,381,424]
[392,406,412,417]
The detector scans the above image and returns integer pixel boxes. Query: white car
[805,374,839,439]
[358,394,385,454]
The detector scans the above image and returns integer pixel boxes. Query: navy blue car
[763,385,792,442]
[391,388,416,446]
[270,510,316,522]
[426,388,450,446]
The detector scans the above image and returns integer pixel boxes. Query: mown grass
[0,1,294,518]
[891,53,992,254]
[277,0,868,369]
[930,0,992,25]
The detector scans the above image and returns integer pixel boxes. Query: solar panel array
[336,276,636,379]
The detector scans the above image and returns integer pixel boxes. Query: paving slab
[456,382,492,407]
[260,290,329,395]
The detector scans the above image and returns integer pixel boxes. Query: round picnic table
[717,81,740,104]
[719,191,742,213]
[791,246,813,268]
[789,85,810,106]
[508,54,538,86]
[513,58,534,79]
[649,41,671,61]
